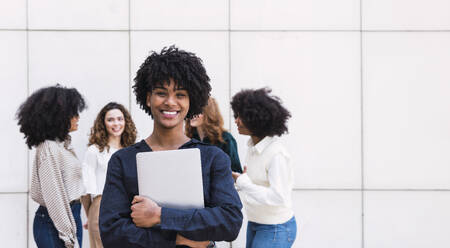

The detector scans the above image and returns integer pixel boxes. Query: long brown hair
[88,102,137,152]
[185,97,226,144]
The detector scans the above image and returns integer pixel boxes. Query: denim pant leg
[33,206,65,248]
[246,221,256,248]
[246,216,297,248]
[33,203,83,248]
[72,202,83,247]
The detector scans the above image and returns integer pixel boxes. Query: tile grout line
[3,29,450,33]
[26,0,30,247]
[3,28,450,32]
[128,0,132,111]
[360,1,365,247]
[228,3,233,248]
[228,0,232,133]
[2,188,450,194]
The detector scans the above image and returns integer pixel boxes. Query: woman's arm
[159,150,243,242]
[99,154,177,248]
[38,145,79,248]
[82,146,99,196]
[80,195,91,217]
[236,154,292,206]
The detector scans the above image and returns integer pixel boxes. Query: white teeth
[163,111,177,115]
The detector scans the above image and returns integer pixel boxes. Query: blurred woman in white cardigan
[81,102,136,248]
[231,88,296,248]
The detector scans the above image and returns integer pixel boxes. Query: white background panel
[231,32,361,189]
[28,31,129,158]
[365,191,450,248]
[0,194,27,247]
[0,0,26,29]
[233,191,362,248]
[363,0,450,30]
[0,31,28,192]
[363,32,450,189]
[131,0,228,30]
[130,31,230,137]
[292,190,361,248]
[231,0,360,30]
[28,0,128,30]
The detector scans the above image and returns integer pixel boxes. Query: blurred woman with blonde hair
[186,97,242,173]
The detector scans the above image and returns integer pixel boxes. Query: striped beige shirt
[31,139,83,248]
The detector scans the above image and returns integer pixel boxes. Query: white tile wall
[363,32,450,189]
[231,32,361,189]
[130,31,230,136]
[363,0,450,30]
[0,194,28,247]
[131,0,228,30]
[0,0,26,29]
[28,31,130,158]
[2,0,450,247]
[292,190,362,248]
[0,31,28,192]
[364,191,450,248]
[231,0,360,30]
[234,191,362,248]
[28,0,128,30]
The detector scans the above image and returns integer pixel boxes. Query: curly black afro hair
[231,88,291,138]
[16,84,86,148]
[133,45,211,119]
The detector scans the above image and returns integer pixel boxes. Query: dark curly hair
[133,45,211,119]
[16,84,86,149]
[88,102,137,152]
[231,88,291,138]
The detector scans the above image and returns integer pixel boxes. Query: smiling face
[147,78,189,130]
[104,109,125,138]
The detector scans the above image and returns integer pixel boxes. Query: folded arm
[236,154,292,206]
[99,155,176,248]
[160,151,243,242]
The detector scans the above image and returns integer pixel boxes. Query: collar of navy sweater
[135,138,202,151]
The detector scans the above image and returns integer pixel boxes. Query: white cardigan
[236,136,294,224]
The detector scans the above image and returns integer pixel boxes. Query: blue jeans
[33,202,82,248]
[246,216,297,248]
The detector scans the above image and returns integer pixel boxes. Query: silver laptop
[136,148,204,209]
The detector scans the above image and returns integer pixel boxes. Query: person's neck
[196,127,205,141]
[251,135,263,145]
[146,125,190,151]
[108,136,122,149]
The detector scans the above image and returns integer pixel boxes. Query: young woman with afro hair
[99,46,243,248]
[81,102,137,248]
[231,88,297,248]
[17,85,86,248]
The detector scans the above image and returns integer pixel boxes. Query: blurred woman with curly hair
[185,97,242,173]
[81,102,136,248]
[230,88,296,248]
[17,84,86,248]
